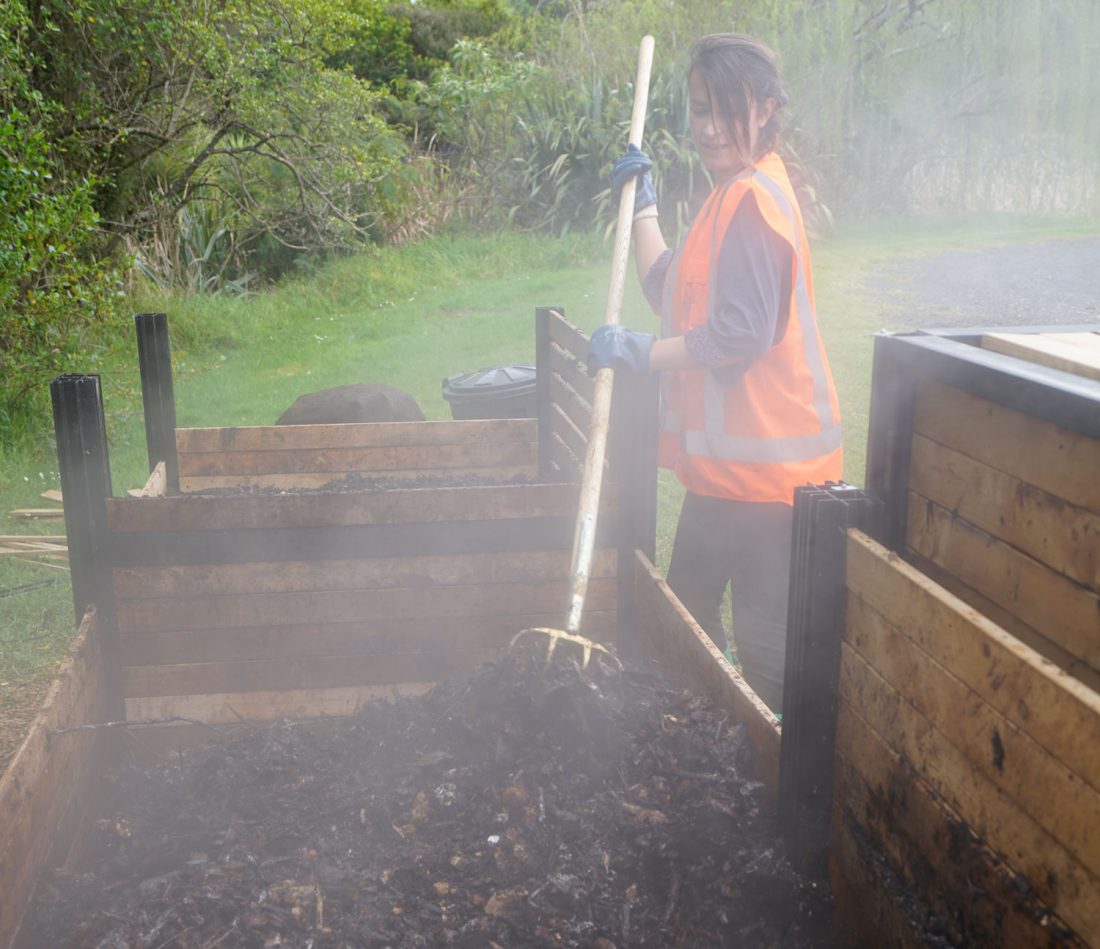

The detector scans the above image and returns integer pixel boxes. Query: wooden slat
[834,707,1080,949]
[107,482,597,533]
[906,493,1100,671]
[125,684,435,725]
[910,433,1100,590]
[545,308,590,365]
[549,403,588,466]
[839,646,1100,941]
[121,648,506,697]
[138,460,168,498]
[548,342,595,404]
[176,418,536,453]
[118,612,618,666]
[906,546,1100,694]
[630,550,781,801]
[548,432,581,479]
[112,549,617,599]
[180,465,537,492]
[846,531,1100,792]
[0,609,117,949]
[983,332,1100,382]
[913,378,1100,510]
[549,371,593,439]
[177,440,537,477]
[115,578,620,633]
[847,591,1100,877]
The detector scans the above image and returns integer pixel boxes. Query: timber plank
[550,372,593,439]
[0,609,116,949]
[549,343,595,404]
[847,531,1100,793]
[983,332,1100,383]
[631,550,781,801]
[546,309,590,365]
[112,549,617,599]
[125,684,436,724]
[118,612,617,666]
[115,578,620,633]
[839,646,1100,941]
[909,433,1100,590]
[180,465,536,492]
[913,378,1100,510]
[106,518,619,567]
[834,708,1081,949]
[905,547,1100,694]
[106,483,597,533]
[905,493,1100,670]
[548,433,580,479]
[120,648,507,697]
[549,403,588,465]
[176,419,536,453]
[847,591,1100,877]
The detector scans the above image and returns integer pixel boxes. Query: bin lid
[442,364,537,402]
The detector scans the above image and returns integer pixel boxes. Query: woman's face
[688,68,771,184]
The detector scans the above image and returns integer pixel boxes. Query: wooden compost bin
[0,308,779,949]
[831,326,1100,947]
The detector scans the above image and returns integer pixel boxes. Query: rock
[276,384,425,425]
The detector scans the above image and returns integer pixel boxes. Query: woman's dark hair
[689,33,788,159]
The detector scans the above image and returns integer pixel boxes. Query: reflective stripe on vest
[659,161,841,465]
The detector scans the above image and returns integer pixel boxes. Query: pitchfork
[512,35,655,671]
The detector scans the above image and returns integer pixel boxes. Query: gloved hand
[611,144,657,215]
[587,325,655,375]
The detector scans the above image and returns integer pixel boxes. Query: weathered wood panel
[833,705,1080,949]
[115,578,620,634]
[912,378,1100,511]
[545,308,590,365]
[180,465,536,492]
[112,549,617,599]
[0,609,118,949]
[549,372,593,441]
[906,493,1100,673]
[630,550,781,801]
[847,531,1100,793]
[909,432,1100,590]
[548,342,595,405]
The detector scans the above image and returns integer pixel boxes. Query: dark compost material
[34,642,837,947]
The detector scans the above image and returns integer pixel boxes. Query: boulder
[276,384,425,425]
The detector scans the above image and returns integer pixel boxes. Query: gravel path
[868,237,1100,329]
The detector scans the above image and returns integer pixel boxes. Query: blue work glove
[611,144,657,215]
[587,325,655,375]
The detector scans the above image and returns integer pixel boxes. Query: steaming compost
[33,642,835,947]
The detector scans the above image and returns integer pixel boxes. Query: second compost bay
[35,641,836,947]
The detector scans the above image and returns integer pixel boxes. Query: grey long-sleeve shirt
[643,191,793,385]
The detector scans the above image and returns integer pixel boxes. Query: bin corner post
[51,374,116,631]
[779,484,875,878]
[865,332,918,550]
[135,311,179,493]
[534,306,560,480]
[610,366,659,658]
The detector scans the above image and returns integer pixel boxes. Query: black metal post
[51,374,115,627]
[135,311,179,492]
[864,333,918,550]
[779,483,877,876]
[534,307,560,481]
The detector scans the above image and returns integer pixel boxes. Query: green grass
[1,214,1097,696]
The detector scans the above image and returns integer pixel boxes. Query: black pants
[666,491,793,713]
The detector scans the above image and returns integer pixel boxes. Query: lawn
[1,214,1097,710]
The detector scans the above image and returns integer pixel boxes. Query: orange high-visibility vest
[658,152,842,505]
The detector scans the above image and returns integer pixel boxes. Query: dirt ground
[869,236,1100,330]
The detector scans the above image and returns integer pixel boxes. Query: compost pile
[35,642,835,948]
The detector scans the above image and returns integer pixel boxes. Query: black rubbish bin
[442,364,537,420]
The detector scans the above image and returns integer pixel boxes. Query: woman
[588,33,842,713]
